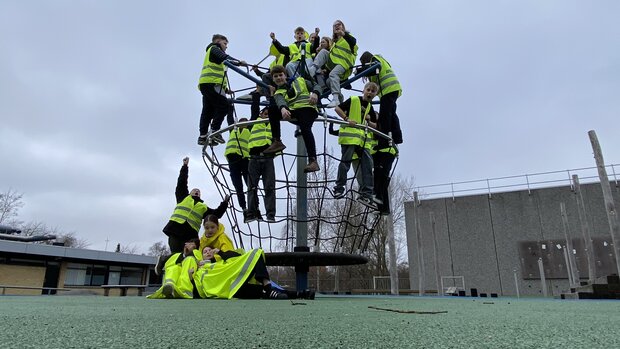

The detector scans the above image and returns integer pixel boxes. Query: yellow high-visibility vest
[338,96,369,147]
[370,55,402,97]
[224,128,251,158]
[169,196,208,232]
[198,46,228,87]
[275,77,316,111]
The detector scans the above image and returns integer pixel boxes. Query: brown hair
[360,51,374,65]
[204,214,219,225]
[211,34,228,43]
[270,65,286,76]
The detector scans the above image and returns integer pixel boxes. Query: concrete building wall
[405,181,620,297]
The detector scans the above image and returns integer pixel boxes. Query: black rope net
[200,60,398,262]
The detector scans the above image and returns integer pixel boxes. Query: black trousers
[373,151,396,214]
[199,83,230,135]
[168,235,193,254]
[378,91,403,147]
[232,258,271,299]
[227,154,249,210]
[269,106,318,159]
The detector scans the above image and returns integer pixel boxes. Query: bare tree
[119,243,139,254]
[0,188,24,227]
[147,241,171,256]
[57,232,90,248]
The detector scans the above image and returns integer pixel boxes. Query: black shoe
[298,289,316,300]
[162,283,174,299]
[211,133,225,144]
[244,212,257,223]
[333,187,345,199]
[265,214,276,223]
[262,286,288,300]
[256,212,264,222]
[357,196,377,209]
[197,135,207,145]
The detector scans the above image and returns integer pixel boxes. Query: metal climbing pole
[295,130,309,291]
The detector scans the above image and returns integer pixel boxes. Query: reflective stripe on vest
[169,196,208,232]
[224,128,251,158]
[248,121,272,149]
[338,96,370,147]
[329,36,358,70]
[370,55,402,97]
[289,42,312,62]
[275,77,316,111]
[198,46,228,86]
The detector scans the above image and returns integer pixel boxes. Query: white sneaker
[236,93,253,101]
[326,99,340,108]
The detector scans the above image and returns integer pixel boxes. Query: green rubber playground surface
[1,295,619,348]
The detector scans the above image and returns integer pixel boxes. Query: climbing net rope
[201,60,398,258]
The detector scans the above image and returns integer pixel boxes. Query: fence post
[430,212,441,296]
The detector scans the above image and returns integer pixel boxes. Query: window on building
[64,263,88,286]
[120,267,142,285]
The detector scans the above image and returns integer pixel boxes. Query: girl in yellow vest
[269,27,320,78]
[192,247,291,299]
[199,214,235,255]
[308,20,358,108]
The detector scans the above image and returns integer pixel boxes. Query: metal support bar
[223,60,271,90]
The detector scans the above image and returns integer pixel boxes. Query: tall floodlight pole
[588,130,620,278]
[295,130,309,291]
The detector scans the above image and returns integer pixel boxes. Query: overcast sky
[1,1,618,253]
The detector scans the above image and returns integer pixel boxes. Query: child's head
[184,238,200,254]
[294,27,306,41]
[360,51,373,65]
[202,215,219,238]
[320,37,332,50]
[259,107,269,119]
[189,188,201,198]
[270,65,288,86]
[211,34,229,51]
[238,117,248,129]
[333,20,345,33]
[202,246,215,260]
[362,82,379,101]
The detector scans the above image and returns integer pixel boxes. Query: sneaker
[333,188,345,199]
[326,99,340,108]
[162,283,174,299]
[197,135,208,145]
[357,196,377,209]
[244,212,257,223]
[256,212,264,222]
[211,133,225,144]
[263,140,286,154]
[304,160,320,173]
[265,214,276,223]
[373,196,384,205]
[298,289,316,300]
[263,288,288,300]
[154,255,165,276]
[236,93,253,101]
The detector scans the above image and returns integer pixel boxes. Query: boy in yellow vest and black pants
[262,65,323,173]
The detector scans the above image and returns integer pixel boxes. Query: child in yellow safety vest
[147,238,201,299]
[199,214,235,254]
[333,82,379,208]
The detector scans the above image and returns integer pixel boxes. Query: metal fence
[413,164,619,201]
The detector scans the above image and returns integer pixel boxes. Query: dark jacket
[162,164,228,240]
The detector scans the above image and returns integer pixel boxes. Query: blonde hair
[364,81,379,92]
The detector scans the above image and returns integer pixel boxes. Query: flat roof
[0,240,155,265]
